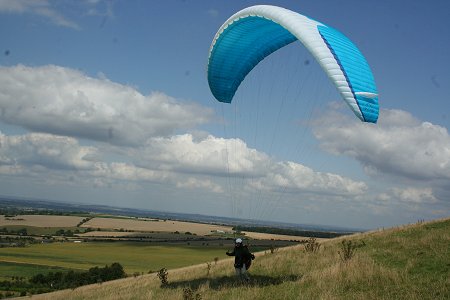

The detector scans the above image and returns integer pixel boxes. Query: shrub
[270,243,278,254]
[206,262,212,276]
[338,239,365,262]
[183,287,201,300]
[304,237,321,253]
[157,268,169,287]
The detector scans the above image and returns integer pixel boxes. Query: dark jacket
[226,245,255,268]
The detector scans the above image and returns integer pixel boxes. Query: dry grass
[18,218,450,299]
[81,217,232,236]
[25,258,236,300]
[0,215,84,227]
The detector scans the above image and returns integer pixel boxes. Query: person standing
[226,238,255,281]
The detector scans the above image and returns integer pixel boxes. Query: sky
[0,0,449,230]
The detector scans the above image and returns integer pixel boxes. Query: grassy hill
[24,218,449,300]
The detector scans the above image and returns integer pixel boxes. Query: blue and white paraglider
[207,5,379,123]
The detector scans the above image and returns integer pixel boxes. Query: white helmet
[235,238,243,244]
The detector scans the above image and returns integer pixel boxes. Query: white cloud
[136,134,270,176]
[376,192,391,202]
[0,131,96,170]
[0,0,80,29]
[0,65,213,146]
[391,187,438,204]
[131,133,367,197]
[0,131,185,190]
[249,161,368,196]
[313,107,450,182]
[0,130,368,197]
[176,177,223,193]
[91,162,172,184]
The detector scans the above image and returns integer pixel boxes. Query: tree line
[0,263,126,297]
[233,225,352,239]
[0,208,88,217]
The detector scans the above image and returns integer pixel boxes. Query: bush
[206,262,212,276]
[183,287,201,300]
[338,239,365,262]
[304,237,321,253]
[269,243,278,254]
[157,268,169,287]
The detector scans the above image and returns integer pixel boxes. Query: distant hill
[25,217,449,300]
[0,195,362,233]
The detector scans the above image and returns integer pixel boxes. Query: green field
[0,242,229,275]
[0,261,72,281]
[1,225,85,236]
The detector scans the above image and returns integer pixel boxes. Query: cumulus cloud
[391,187,437,204]
[373,187,438,205]
[0,131,179,189]
[0,65,213,146]
[313,107,450,182]
[0,131,226,193]
[0,130,368,197]
[88,162,177,190]
[0,0,80,29]
[249,161,368,196]
[0,131,96,170]
[131,133,367,197]
[135,134,271,176]
[177,177,223,193]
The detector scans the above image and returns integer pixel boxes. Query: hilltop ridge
[21,217,449,300]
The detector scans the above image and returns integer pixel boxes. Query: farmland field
[0,215,84,227]
[0,242,230,275]
[0,213,303,285]
[81,217,233,235]
[0,225,83,236]
[76,231,137,237]
[0,261,72,280]
[1,214,313,241]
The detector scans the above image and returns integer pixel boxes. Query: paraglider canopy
[207,5,379,123]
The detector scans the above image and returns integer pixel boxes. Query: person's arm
[226,248,235,256]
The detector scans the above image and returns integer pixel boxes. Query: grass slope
[25,218,450,300]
